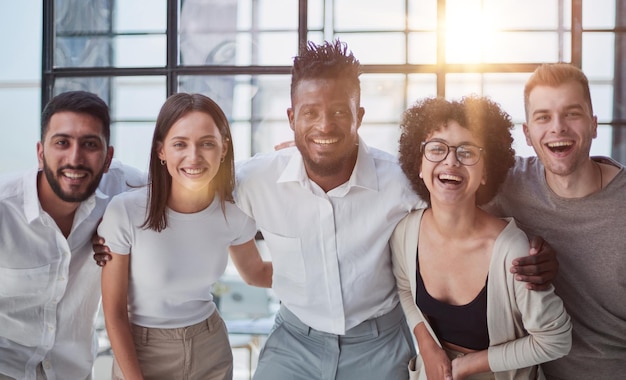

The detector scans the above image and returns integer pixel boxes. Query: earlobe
[36,142,44,169]
[419,172,423,179]
[287,108,295,132]
[104,146,114,173]
[522,123,533,146]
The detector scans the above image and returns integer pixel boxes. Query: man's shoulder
[236,149,291,180]
[504,156,543,185]
[0,170,30,202]
[99,159,147,197]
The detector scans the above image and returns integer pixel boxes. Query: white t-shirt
[98,188,257,328]
[235,139,423,334]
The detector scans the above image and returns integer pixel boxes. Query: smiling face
[288,78,364,188]
[157,111,227,195]
[420,121,486,207]
[523,81,597,177]
[37,111,112,203]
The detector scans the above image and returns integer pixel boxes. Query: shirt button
[48,325,54,332]
[44,360,51,369]
[58,276,65,281]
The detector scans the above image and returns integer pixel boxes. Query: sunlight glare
[445,3,496,64]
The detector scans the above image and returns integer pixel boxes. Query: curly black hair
[290,39,361,101]
[398,96,515,206]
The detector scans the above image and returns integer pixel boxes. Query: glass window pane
[408,0,437,30]
[446,73,483,99]
[448,32,566,64]
[338,33,406,64]
[360,123,402,155]
[258,0,299,29]
[361,74,407,123]
[592,125,613,157]
[582,33,615,79]
[114,35,166,67]
[484,0,561,30]
[590,84,614,123]
[256,33,299,65]
[583,0,615,29]
[54,77,111,101]
[307,0,325,30]
[55,0,111,33]
[115,0,166,32]
[407,74,438,106]
[231,121,252,162]
[335,0,405,30]
[112,77,166,121]
[112,122,154,172]
[481,73,531,123]
[55,37,112,68]
[408,32,437,64]
[179,75,237,119]
[180,0,238,33]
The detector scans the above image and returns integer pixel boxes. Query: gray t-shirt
[486,156,626,380]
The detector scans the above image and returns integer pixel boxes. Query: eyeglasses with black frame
[420,140,484,166]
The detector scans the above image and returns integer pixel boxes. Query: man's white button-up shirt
[0,161,145,380]
[235,139,423,334]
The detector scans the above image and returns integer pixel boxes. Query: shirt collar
[276,137,379,192]
[23,166,108,224]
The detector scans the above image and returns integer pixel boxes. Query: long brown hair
[142,93,235,231]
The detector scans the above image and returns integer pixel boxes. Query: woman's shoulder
[493,217,530,260]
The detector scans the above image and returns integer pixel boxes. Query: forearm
[105,312,144,380]
[452,350,490,379]
[229,240,273,288]
[241,261,273,288]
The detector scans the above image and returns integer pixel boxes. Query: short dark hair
[290,39,361,103]
[41,91,111,145]
[399,96,515,206]
[142,92,235,232]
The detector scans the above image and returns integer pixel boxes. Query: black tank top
[416,250,490,350]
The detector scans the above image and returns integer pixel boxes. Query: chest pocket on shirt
[0,264,51,297]
[260,229,306,288]
[0,264,51,346]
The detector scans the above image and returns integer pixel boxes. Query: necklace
[594,160,603,191]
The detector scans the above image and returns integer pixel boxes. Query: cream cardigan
[391,209,572,380]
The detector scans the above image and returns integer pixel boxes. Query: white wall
[0,1,42,174]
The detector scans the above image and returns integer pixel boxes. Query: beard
[42,157,106,203]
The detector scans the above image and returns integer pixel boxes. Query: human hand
[510,236,558,290]
[92,233,112,267]
[422,346,453,380]
[274,140,295,150]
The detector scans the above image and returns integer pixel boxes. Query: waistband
[131,311,223,343]
[278,303,405,338]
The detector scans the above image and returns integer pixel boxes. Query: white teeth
[438,173,462,182]
[184,168,203,175]
[63,172,86,179]
[547,141,573,148]
[313,138,338,145]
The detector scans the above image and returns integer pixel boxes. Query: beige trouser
[112,311,232,380]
